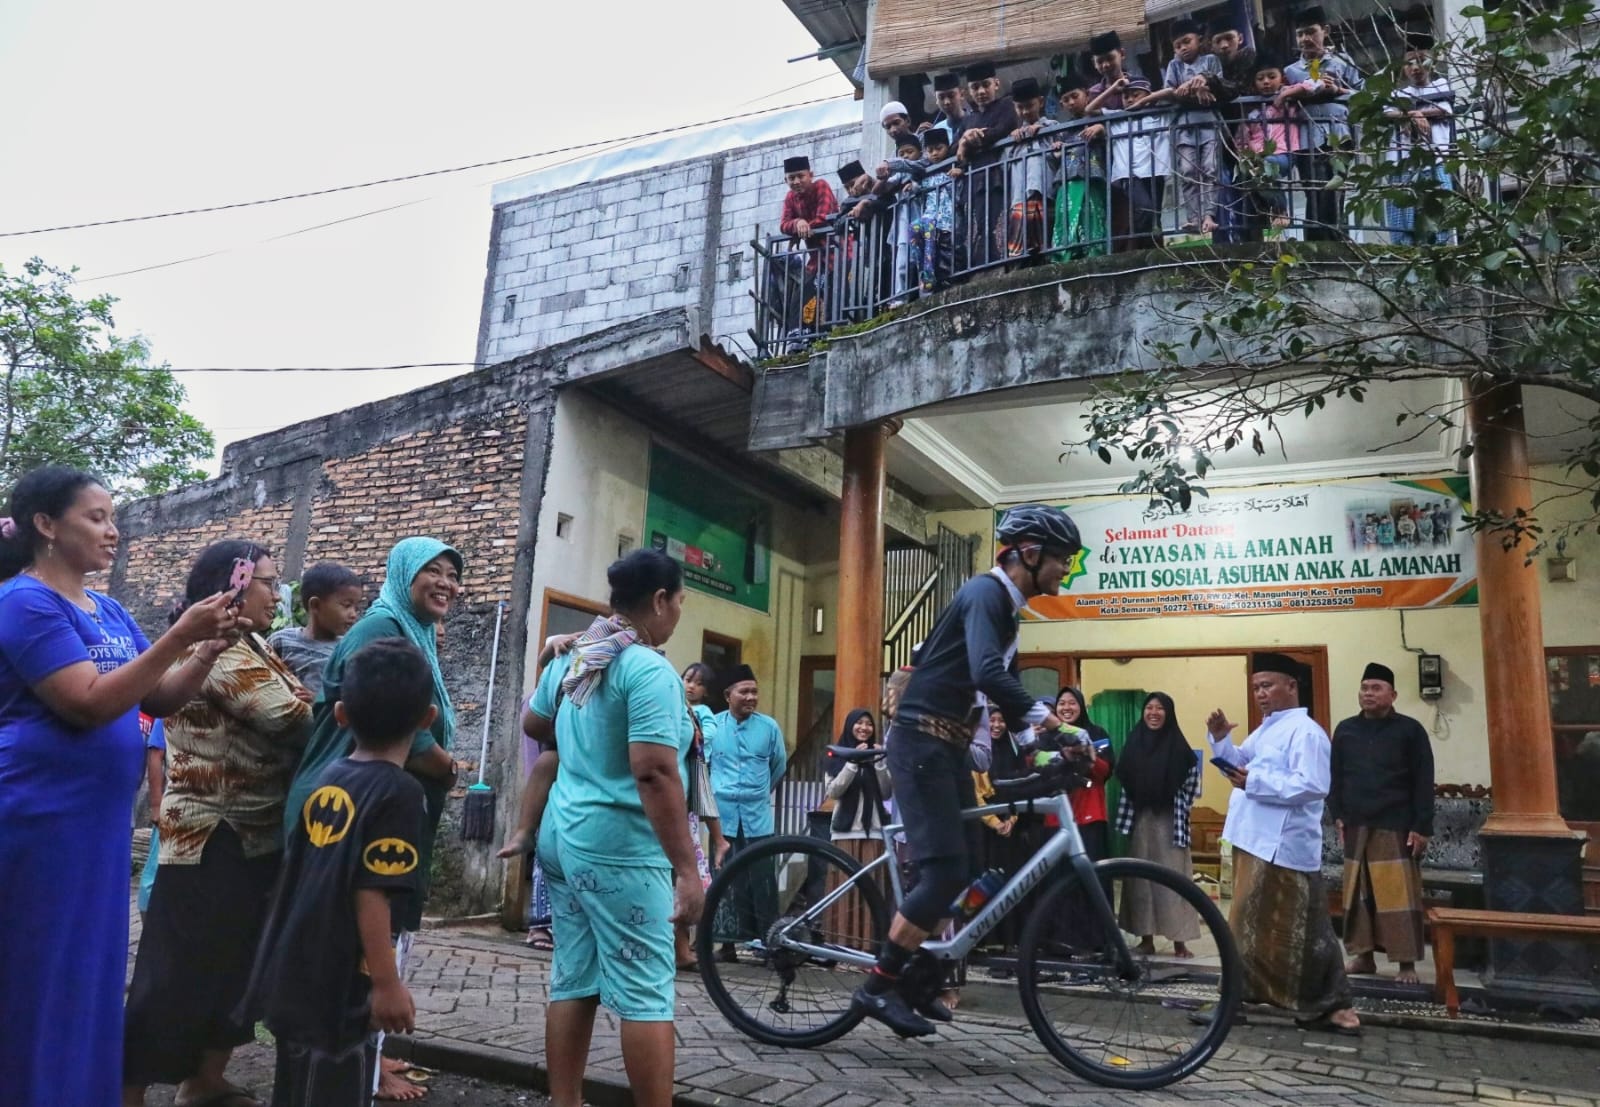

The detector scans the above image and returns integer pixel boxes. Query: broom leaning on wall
[461,599,506,841]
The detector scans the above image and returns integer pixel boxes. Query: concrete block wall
[481,122,860,363]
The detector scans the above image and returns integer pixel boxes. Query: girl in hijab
[1113,691,1202,957]
[278,536,462,1101]
[825,709,892,851]
[824,708,892,953]
[1045,688,1115,954]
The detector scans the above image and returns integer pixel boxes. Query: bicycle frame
[775,790,1137,977]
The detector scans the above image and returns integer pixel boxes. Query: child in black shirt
[242,638,434,1107]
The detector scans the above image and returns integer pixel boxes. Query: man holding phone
[1206,654,1360,1035]
[1329,662,1434,984]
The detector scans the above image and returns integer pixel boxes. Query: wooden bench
[1427,906,1600,1016]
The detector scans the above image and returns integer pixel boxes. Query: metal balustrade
[751,93,1460,359]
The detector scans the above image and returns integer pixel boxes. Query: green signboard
[645,444,771,612]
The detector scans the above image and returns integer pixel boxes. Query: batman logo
[363,837,420,876]
[303,786,355,847]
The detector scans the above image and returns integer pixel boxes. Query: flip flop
[174,1086,261,1107]
[1295,1013,1362,1037]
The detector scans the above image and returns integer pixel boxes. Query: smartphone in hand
[228,558,255,607]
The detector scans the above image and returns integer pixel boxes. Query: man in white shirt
[1207,653,1361,1035]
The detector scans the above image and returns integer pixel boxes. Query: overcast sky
[0,0,852,468]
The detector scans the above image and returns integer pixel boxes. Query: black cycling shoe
[913,994,954,1023]
[852,985,937,1038]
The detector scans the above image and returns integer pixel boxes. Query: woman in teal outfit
[283,536,461,926]
[277,537,461,1101]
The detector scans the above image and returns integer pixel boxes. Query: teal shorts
[538,824,676,1021]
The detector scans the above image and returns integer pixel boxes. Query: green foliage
[0,257,214,496]
[270,579,305,633]
[1079,0,1600,553]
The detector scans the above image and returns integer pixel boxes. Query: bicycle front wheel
[1016,857,1242,1090]
[696,834,890,1048]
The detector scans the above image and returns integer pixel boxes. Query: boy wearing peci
[1282,6,1365,240]
[240,638,433,1106]
[1161,17,1224,235]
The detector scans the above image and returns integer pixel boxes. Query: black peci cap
[837,159,866,184]
[1010,76,1043,101]
[964,60,997,82]
[783,155,811,174]
[1171,17,1204,39]
[1294,5,1329,28]
[1088,30,1123,55]
[934,72,962,92]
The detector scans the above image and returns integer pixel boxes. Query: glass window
[1548,649,1600,822]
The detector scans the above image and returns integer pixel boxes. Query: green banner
[645,444,771,613]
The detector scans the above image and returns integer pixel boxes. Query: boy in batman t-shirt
[241,638,433,1106]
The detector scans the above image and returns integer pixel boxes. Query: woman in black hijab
[822,708,892,948]
[1113,692,1202,957]
[824,709,891,852]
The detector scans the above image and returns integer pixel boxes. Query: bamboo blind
[867,0,1148,78]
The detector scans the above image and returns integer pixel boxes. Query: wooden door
[1246,647,1331,734]
[1017,652,1079,707]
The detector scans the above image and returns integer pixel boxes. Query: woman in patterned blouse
[123,540,314,1107]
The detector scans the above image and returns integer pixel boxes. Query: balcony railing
[751,93,1459,359]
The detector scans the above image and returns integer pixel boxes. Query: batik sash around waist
[903,711,976,749]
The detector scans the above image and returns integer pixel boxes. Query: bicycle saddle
[825,744,886,764]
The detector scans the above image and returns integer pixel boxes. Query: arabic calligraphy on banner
[1027,476,1478,620]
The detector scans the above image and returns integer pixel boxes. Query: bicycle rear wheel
[1016,857,1241,1090]
[696,834,890,1048]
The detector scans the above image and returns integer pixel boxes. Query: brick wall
[480,122,861,362]
[112,358,553,920]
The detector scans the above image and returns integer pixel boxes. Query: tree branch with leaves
[1,257,213,495]
[1076,0,1600,552]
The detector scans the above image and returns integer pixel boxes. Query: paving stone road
[398,927,1600,1107]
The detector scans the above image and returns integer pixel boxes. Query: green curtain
[1091,689,1147,857]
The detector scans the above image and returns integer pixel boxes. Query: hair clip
[0,517,15,539]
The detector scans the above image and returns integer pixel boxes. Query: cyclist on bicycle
[854,503,1085,1037]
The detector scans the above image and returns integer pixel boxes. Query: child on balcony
[1383,34,1455,245]
[1050,73,1110,259]
[951,60,1019,272]
[771,154,838,339]
[1005,77,1053,260]
[1234,57,1305,230]
[1281,5,1365,241]
[1091,78,1169,251]
[910,126,958,293]
[1160,17,1224,235]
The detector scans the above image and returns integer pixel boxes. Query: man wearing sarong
[1207,653,1361,1035]
[1330,661,1434,984]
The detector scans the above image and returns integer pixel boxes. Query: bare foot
[376,1066,428,1102]
[1345,954,1378,975]
[1396,964,1421,985]
[1173,942,1196,960]
[938,988,962,1012]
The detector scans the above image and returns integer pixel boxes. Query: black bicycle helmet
[996,503,1082,557]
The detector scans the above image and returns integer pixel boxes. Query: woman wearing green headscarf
[281,537,462,923]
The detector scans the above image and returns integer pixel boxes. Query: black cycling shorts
[885,724,976,863]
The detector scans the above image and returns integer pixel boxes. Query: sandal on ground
[174,1085,262,1107]
[677,960,700,973]
[524,927,554,951]
[1295,1013,1362,1037]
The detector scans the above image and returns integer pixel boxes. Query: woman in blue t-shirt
[0,466,242,1107]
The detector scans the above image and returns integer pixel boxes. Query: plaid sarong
[1341,826,1426,963]
[1231,848,1354,1019]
